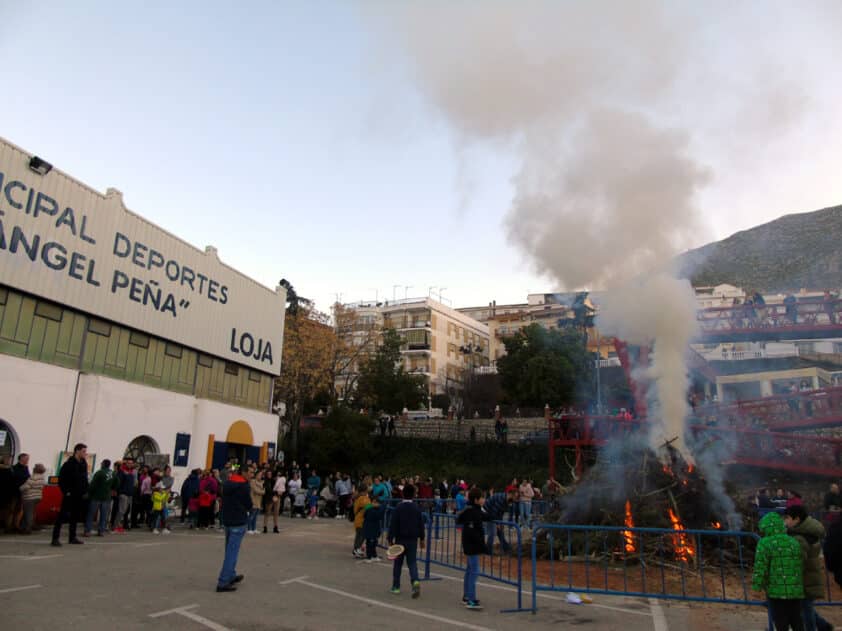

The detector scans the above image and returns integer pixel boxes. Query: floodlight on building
[28,156,53,176]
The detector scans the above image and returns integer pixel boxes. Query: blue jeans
[463,554,479,601]
[248,508,260,531]
[485,522,510,553]
[86,499,111,534]
[217,525,246,587]
[520,501,532,526]
[392,539,419,588]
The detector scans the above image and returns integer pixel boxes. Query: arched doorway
[211,421,259,469]
[124,435,160,465]
[0,419,17,464]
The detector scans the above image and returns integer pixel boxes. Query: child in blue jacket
[363,498,384,562]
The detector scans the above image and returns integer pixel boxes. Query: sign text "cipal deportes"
[0,170,274,368]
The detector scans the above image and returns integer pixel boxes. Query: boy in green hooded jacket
[752,511,805,631]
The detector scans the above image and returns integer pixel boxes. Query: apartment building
[338,297,490,405]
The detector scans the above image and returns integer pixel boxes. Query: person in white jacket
[270,472,287,532]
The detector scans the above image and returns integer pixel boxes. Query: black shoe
[273,527,279,533]
[69,539,84,545]
[233,574,244,583]
[263,526,267,533]
[51,540,62,547]
[216,584,237,593]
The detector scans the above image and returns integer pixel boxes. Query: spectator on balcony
[824,483,841,513]
[784,293,798,324]
[756,488,775,510]
[753,291,767,324]
[788,382,801,417]
[824,290,837,325]
[786,490,804,509]
[772,488,788,509]
[744,297,756,326]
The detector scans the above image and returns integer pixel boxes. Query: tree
[355,328,428,415]
[275,304,335,456]
[497,324,593,408]
[329,303,381,406]
[305,407,375,472]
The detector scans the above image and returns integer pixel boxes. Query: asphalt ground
[0,517,831,631]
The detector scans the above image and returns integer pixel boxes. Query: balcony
[695,347,801,361]
[402,344,431,352]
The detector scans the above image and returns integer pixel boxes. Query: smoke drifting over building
[363,4,838,525]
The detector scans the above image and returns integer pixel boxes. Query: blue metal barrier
[379,507,528,612]
[426,512,528,612]
[530,523,767,614]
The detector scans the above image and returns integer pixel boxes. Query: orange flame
[662,464,672,475]
[711,521,721,529]
[667,508,695,562]
[623,501,636,553]
[687,464,695,473]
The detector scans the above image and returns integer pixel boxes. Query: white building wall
[0,354,79,474]
[0,355,277,489]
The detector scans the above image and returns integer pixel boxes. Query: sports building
[0,137,286,486]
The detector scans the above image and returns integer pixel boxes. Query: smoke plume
[365,3,826,507]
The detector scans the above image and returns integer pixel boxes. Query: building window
[248,370,262,382]
[197,353,214,368]
[225,363,239,376]
[129,331,150,348]
[0,288,7,305]
[164,343,183,359]
[87,318,113,337]
[34,301,63,322]
[124,435,160,464]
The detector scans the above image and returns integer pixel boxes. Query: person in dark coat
[52,443,89,546]
[388,484,425,597]
[216,465,252,592]
[362,497,384,561]
[457,488,490,609]
[180,469,201,523]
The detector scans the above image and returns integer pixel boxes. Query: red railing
[547,412,842,478]
[696,297,842,335]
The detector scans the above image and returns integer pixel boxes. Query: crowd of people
[7,445,842,623]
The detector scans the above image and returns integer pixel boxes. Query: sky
[3,2,841,313]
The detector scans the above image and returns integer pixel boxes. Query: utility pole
[404,285,413,299]
[392,285,400,301]
[438,287,447,303]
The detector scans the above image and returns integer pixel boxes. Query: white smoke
[363,4,829,466]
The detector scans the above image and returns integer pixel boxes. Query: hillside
[677,204,842,291]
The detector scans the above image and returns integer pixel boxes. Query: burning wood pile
[544,439,740,566]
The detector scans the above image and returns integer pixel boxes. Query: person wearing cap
[216,464,252,592]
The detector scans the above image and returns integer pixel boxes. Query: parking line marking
[649,598,669,631]
[279,575,309,585]
[0,584,41,594]
[428,570,652,617]
[149,604,232,631]
[284,577,493,631]
[366,563,652,619]
[0,554,62,561]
